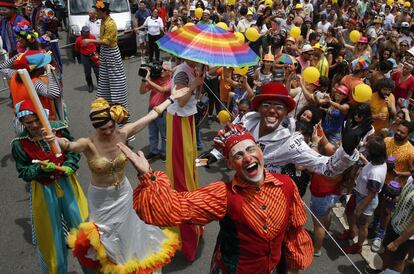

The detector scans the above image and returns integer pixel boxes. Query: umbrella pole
[202,80,232,114]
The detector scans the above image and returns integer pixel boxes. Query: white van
[67,0,136,58]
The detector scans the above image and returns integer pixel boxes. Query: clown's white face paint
[229,139,265,185]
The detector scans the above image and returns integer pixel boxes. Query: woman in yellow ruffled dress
[47,90,187,273]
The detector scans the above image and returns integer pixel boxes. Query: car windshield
[69,0,129,15]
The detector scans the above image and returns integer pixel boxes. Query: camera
[138,63,163,79]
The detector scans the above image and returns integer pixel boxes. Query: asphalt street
[0,47,367,274]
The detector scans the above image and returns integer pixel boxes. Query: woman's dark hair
[238,98,250,107]
[336,60,350,75]
[373,77,395,93]
[379,48,395,62]
[366,136,387,165]
[319,76,330,88]
[295,120,314,139]
[308,32,319,43]
[378,60,393,73]
[239,5,248,16]
[195,0,205,9]
[327,26,335,36]
[351,103,372,122]
[296,105,323,126]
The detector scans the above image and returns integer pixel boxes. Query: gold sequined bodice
[87,153,127,176]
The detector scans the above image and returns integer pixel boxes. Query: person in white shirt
[337,136,388,254]
[85,9,101,39]
[316,14,331,34]
[383,6,395,31]
[237,10,256,33]
[301,0,314,19]
[137,9,164,63]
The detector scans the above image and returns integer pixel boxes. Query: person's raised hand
[41,128,56,142]
[341,115,373,155]
[117,142,151,175]
[171,86,190,100]
[387,241,399,252]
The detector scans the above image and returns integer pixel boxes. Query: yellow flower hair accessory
[110,105,129,125]
[95,1,105,9]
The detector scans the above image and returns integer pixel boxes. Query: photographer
[139,62,172,162]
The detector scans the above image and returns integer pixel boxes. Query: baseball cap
[401,22,410,28]
[302,44,313,52]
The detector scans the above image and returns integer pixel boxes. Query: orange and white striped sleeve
[283,183,314,270]
[133,171,227,227]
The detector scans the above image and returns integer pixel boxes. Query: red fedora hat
[252,82,296,112]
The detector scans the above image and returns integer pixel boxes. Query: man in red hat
[117,123,314,274]
[203,82,372,178]
[0,0,29,56]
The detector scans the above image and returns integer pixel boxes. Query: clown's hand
[117,142,151,176]
[40,160,56,172]
[341,116,372,155]
[61,166,74,176]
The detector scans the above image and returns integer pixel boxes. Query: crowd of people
[2,0,414,274]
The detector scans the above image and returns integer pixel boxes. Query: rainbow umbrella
[275,53,297,64]
[156,23,259,67]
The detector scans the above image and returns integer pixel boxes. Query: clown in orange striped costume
[118,124,314,274]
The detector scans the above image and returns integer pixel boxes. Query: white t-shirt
[143,16,164,36]
[85,19,101,39]
[317,21,331,34]
[301,1,314,17]
[355,162,387,196]
[237,18,256,33]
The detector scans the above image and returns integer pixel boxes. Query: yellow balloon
[352,84,372,103]
[387,0,394,5]
[227,0,236,5]
[404,1,411,7]
[303,67,320,84]
[290,26,301,38]
[216,22,228,30]
[265,0,273,7]
[245,27,259,42]
[399,0,405,4]
[332,0,338,3]
[234,66,249,76]
[185,22,194,27]
[217,110,232,124]
[195,8,203,19]
[234,32,245,43]
[349,30,361,43]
